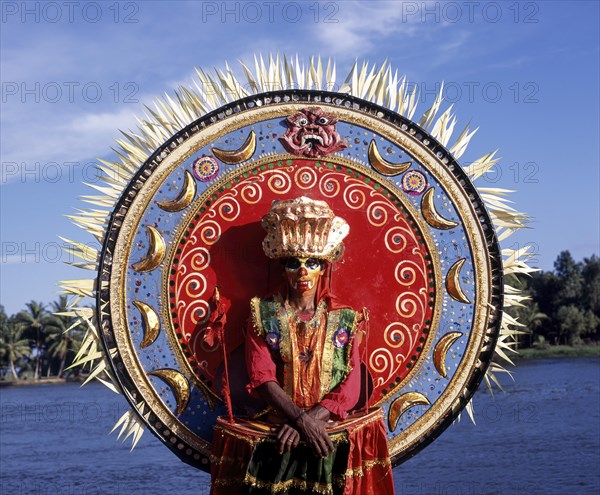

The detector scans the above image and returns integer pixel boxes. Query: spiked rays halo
[60,54,533,447]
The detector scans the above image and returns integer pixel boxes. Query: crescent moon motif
[446,258,471,304]
[421,188,459,230]
[433,332,463,378]
[132,300,160,348]
[368,140,412,176]
[132,226,166,272]
[212,130,256,164]
[148,369,190,415]
[157,171,196,212]
[388,392,431,431]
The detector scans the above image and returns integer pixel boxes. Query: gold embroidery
[320,310,341,397]
[250,297,263,336]
[344,457,392,478]
[242,472,340,494]
[209,453,250,466]
[289,304,328,407]
[275,295,294,399]
[213,426,260,446]
[342,310,359,378]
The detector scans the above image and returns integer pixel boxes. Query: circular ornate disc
[97,90,503,472]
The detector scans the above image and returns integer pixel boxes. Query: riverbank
[0,376,84,387]
[514,345,600,360]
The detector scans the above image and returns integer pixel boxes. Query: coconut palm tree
[0,320,31,380]
[16,301,50,380]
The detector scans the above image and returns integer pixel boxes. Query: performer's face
[283,257,323,294]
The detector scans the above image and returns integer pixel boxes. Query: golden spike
[418,81,444,130]
[448,121,478,159]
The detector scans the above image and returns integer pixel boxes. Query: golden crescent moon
[446,258,471,304]
[368,140,412,176]
[433,332,463,378]
[132,226,166,272]
[157,170,196,211]
[421,188,460,230]
[212,130,256,164]
[132,300,160,348]
[148,369,190,415]
[388,392,430,431]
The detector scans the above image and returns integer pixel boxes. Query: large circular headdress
[61,56,531,471]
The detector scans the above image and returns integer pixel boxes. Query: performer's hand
[275,423,300,454]
[296,414,334,458]
[306,404,331,422]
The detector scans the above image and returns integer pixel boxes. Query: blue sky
[1,0,599,315]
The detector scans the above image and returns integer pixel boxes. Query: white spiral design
[367,200,390,227]
[384,226,411,253]
[240,181,263,204]
[294,166,318,190]
[216,196,241,222]
[177,272,207,300]
[343,184,367,209]
[266,170,292,195]
[318,173,341,198]
[181,298,210,328]
[384,322,410,348]
[199,220,221,245]
[395,291,423,319]
[177,246,210,273]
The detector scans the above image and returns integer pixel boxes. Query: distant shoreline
[513,345,600,360]
[1,346,598,387]
[0,376,84,387]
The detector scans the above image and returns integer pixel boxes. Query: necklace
[283,299,326,332]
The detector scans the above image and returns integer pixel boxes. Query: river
[1,358,598,495]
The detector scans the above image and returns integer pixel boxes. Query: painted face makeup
[284,257,322,292]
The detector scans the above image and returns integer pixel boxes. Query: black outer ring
[95,89,504,470]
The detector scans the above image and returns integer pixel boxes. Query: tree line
[0,296,86,381]
[1,250,598,380]
[507,251,600,347]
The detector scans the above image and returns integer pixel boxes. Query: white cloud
[311,1,426,58]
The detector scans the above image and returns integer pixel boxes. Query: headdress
[260,196,349,261]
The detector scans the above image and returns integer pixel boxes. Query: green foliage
[0,297,87,381]
[511,251,600,347]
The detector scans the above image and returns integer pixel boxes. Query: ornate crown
[261,197,349,261]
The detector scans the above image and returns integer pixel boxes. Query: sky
[1,0,599,316]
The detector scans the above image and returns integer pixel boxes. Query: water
[0,358,598,495]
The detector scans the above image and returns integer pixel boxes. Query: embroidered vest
[250,296,358,403]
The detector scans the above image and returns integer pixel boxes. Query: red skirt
[210,409,395,495]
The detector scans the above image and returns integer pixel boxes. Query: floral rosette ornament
[61,56,533,471]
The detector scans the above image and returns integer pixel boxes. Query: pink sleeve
[319,333,362,420]
[245,320,278,397]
